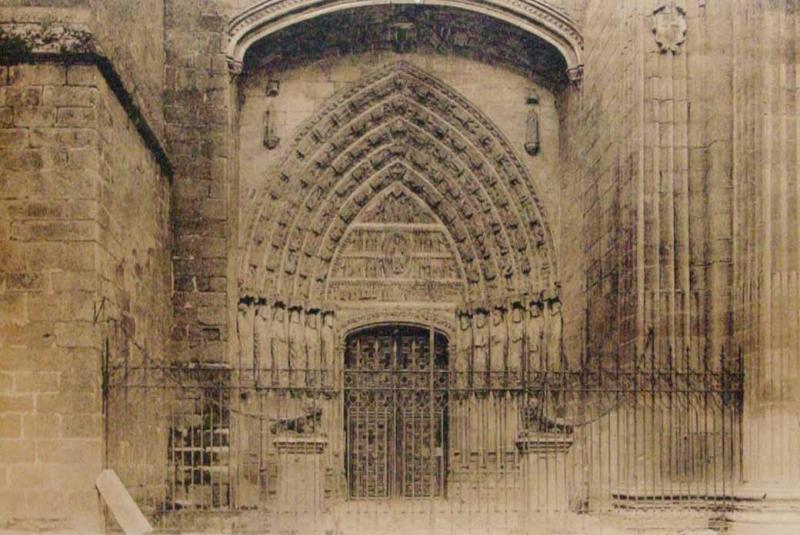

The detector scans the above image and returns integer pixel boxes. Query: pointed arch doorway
[344,324,449,499]
[235,60,566,530]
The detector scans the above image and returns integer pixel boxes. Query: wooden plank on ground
[95,469,153,534]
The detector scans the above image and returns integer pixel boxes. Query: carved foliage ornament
[651,2,687,54]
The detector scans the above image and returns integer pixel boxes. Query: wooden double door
[343,325,449,499]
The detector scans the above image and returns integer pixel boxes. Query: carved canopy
[240,62,557,310]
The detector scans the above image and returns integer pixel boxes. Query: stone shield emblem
[652,2,687,54]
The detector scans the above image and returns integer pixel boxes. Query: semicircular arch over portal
[224,0,583,79]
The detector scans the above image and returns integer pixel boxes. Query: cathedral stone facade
[1,1,799,533]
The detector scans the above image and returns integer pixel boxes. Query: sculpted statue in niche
[271,303,288,387]
[525,90,540,156]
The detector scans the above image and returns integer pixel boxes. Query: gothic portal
[11,0,796,532]
[232,60,570,527]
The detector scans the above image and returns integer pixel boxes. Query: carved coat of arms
[652,2,687,54]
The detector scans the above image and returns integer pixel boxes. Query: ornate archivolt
[237,62,568,403]
[224,0,583,79]
[240,61,557,309]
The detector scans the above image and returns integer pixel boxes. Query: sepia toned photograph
[0,0,797,533]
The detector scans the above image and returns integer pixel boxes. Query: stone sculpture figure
[320,310,335,388]
[305,310,320,387]
[545,298,564,373]
[509,302,525,381]
[288,306,304,386]
[490,305,508,389]
[457,310,472,390]
[473,309,489,391]
[271,303,288,386]
[527,299,544,377]
[253,302,270,385]
[238,302,255,381]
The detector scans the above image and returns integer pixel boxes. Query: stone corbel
[567,64,584,88]
[226,58,244,77]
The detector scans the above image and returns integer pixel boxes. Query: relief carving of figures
[473,309,489,391]
[238,302,256,381]
[489,304,508,391]
[525,90,540,156]
[253,303,271,385]
[270,302,288,387]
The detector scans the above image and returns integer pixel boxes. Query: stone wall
[565,0,739,379]
[0,62,170,532]
[731,0,800,488]
[164,0,232,365]
[0,0,165,145]
[566,1,800,520]
[91,0,166,141]
[94,58,172,518]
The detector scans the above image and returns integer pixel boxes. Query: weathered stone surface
[0,0,799,533]
[0,60,170,532]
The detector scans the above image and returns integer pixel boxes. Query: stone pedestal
[274,435,329,531]
[517,432,574,514]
